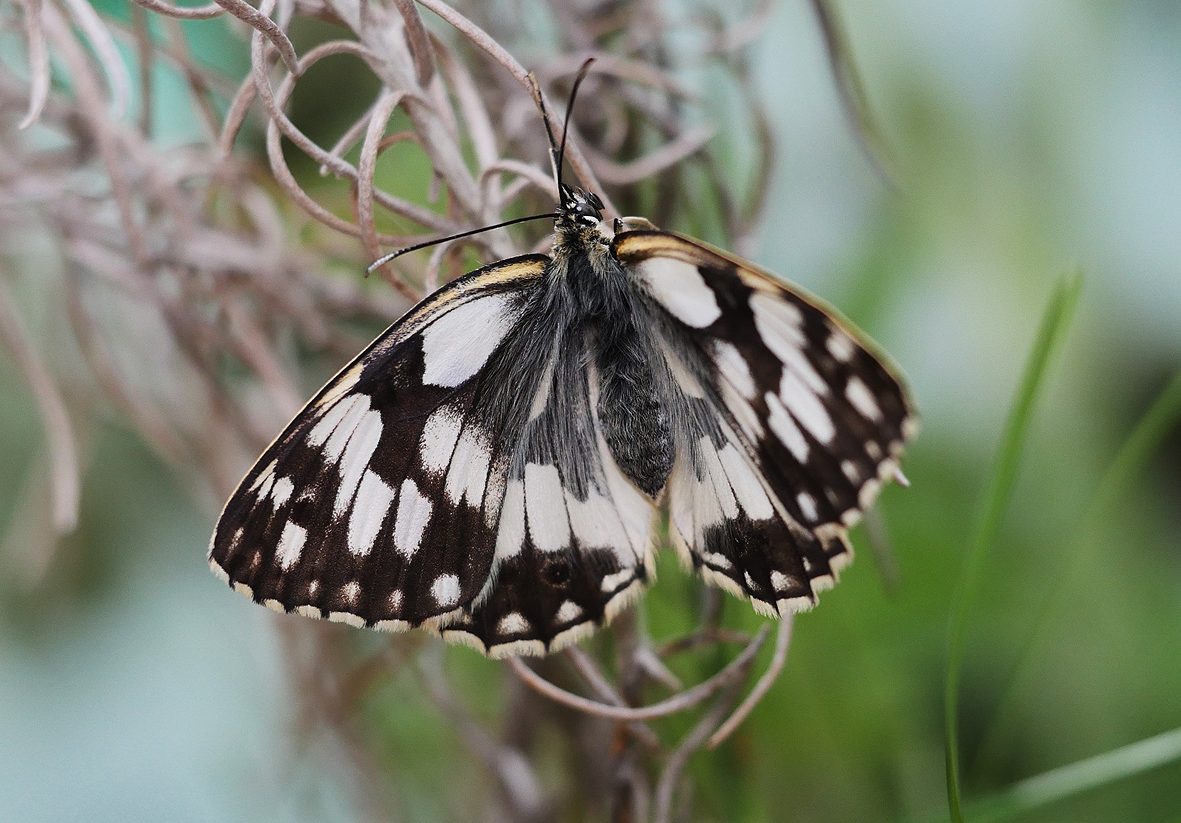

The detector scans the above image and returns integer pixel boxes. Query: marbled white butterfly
[209,64,917,658]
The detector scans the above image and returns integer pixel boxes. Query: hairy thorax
[558,226,676,497]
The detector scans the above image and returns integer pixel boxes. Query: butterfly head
[559,184,604,228]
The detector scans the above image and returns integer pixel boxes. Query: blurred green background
[2,1,1179,821]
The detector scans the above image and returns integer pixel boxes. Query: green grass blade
[1083,369,1181,526]
[971,369,1181,772]
[943,272,1084,821]
[967,726,1181,822]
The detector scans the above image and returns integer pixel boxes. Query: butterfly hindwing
[615,229,916,615]
[440,329,657,655]
[210,254,658,656]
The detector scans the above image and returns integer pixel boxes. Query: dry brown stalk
[0,0,886,818]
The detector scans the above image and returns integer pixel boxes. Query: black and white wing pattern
[209,254,656,657]
[614,229,917,617]
[211,203,915,655]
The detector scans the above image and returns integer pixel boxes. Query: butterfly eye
[563,187,602,226]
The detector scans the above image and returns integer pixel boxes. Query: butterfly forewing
[614,229,916,615]
[210,257,547,629]
[210,253,659,657]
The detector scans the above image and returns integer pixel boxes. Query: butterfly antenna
[556,57,596,195]
[366,212,559,274]
[528,72,563,198]
[529,58,597,204]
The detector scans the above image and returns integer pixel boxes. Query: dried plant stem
[508,626,769,722]
[2,0,795,817]
[655,681,747,823]
[0,280,79,534]
[707,614,794,748]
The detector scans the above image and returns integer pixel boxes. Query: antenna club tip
[367,252,397,273]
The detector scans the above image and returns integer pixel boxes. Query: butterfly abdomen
[583,269,676,496]
[596,365,674,496]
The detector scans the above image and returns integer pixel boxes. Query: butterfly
[209,64,916,658]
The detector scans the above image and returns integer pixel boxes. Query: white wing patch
[565,488,621,550]
[333,409,384,515]
[669,436,776,547]
[498,612,530,635]
[276,521,307,570]
[431,574,461,607]
[750,292,804,352]
[845,376,883,420]
[420,406,464,472]
[753,293,828,395]
[315,393,369,462]
[797,492,819,522]
[393,478,432,557]
[420,293,519,387]
[348,470,395,557]
[494,480,526,560]
[270,476,295,508]
[717,444,774,520]
[304,392,389,520]
[714,341,756,400]
[591,426,658,567]
[712,340,764,441]
[443,425,492,506]
[524,463,571,552]
[826,328,856,362]
[779,370,835,444]
[637,258,721,328]
[699,439,741,521]
[555,600,582,622]
[765,391,809,462]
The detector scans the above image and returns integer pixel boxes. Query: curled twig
[61,0,133,120]
[214,0,299,74]
[0,281,80,535]
[357,89,421,298]
[418,651,549,821]
[1,1,793,817]
[16,0,49,129]
[129,0,223,21]
[654,681,747,823]
[415,0,616,216]
[707,614,794,748]
[564,647,662,749]
[508,626,769,721]
[808,0,898,188]
[392,0,436,86]
[583,122,715,186]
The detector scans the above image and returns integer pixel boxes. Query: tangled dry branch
[0,0,880,818]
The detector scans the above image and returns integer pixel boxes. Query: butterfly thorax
[547,205,676,498]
